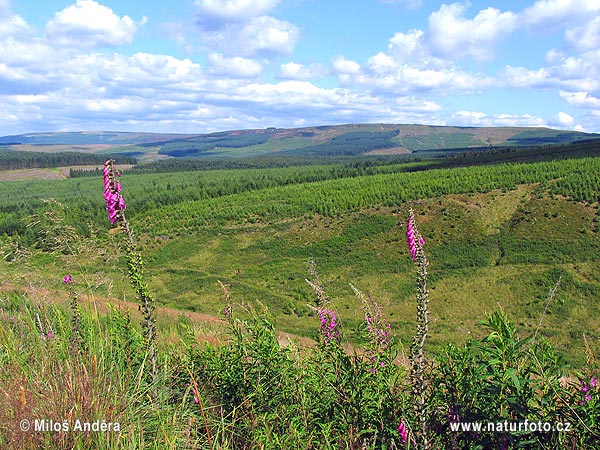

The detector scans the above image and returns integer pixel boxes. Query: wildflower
[103,160,126,224]
[397,420,408,444]
[192,387,199,404]
[318,308,339,345]
[590,376,598,388]
[585,394,592,402]
[63,274,73,284]
[448,404,461,423]
[42,328,54,341]
[224,305,232,318]
[406,209,425,261]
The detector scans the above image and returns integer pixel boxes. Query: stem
[122,217,157,382]
[407,209,430,449]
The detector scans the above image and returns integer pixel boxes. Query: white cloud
[208,53,262,78]
[0,3,33,38]
[501,66,551,88]
[555,111,575,127]
[279,62,328,80]
[236,16,298,56]
[565,16,600,51]
[334,49,491,95]
[521,0,600,32]
[452,110,547,127]
[332,56,361,74]
[427,3,516,61]
[45,0,146,48]
[559,90,600,108]
[202,15,298,57]
[194,0,279,22]
[387,30,429,65]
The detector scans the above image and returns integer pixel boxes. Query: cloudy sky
[1,0,600,136]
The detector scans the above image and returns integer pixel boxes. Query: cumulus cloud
[208,53,262,78]
[427,3,516,61]
[333,48,491,95]
[45,0,146,48]
[452,110,547,127]
[559,90,600,108]
[555,111,575,127]
[565,16,600,51]
[199,15,298,57]
[0,2,33,38]
[194,0,279,23]
[332,56,361,74]
[279,62,329,80]
[521,0,600,32]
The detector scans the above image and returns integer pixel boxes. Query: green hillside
[2,137,600,449]
[1,146,599,365]
[2,124,599,162]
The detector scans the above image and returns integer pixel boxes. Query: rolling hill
[1,124,599,162]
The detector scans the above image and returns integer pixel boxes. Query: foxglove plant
[351,284,392,371]
[64,274,86,352]
[406,208,430,449]
[103,160,157,382]
[306,259,340,347]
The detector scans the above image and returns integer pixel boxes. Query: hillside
[2,134,600,448]
[1,124,598,162]
[1,148,599,366]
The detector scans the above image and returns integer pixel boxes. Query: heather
[1,152,600,448]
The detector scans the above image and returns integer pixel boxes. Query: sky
[1,0,600,136]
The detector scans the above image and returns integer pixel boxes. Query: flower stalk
[406,208,430,449]
[64,274,86,353]
[103,160,157,382]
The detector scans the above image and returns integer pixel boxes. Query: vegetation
[1,199,598,448]
[2,124,598,161]
[1,134,600,448]
[0,150,137,171]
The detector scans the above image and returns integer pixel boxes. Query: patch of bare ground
[364,146,411,155]
[0,168,65,181]
[7,144,117,153]
[0,164,134,181]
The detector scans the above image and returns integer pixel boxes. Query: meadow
[0,143,599,448]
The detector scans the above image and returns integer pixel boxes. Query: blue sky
[1,0,600,135]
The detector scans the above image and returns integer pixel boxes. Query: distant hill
[1,124,599,161]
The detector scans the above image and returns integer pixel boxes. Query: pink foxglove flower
[103,160,127,224]
[397,420,408,444]
[406,209,424,260]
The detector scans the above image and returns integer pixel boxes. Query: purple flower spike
[103,160,127,224]
[63,274,73,284]
[590,376,597,388]
[406,210,423,260]
[397,420,408,444]
[318,308,339,345]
